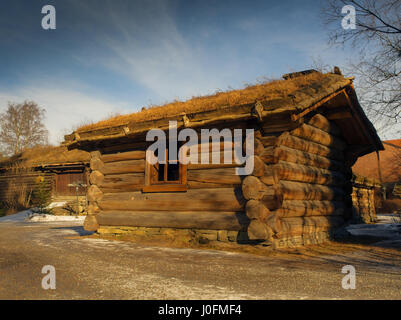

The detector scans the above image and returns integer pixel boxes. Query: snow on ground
[0,210,32,222]
[47,201,67,209]
[28,213,85,222]
[346,214,401,239]
[0,201,85,223]
[376,214,401,224]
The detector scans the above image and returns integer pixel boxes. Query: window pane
[167,163,179,181]
[158,163,165,181]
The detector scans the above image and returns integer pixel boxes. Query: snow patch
[346,223,401,239]
[47,201,67,209]
[28,214,85,222]
[0,210,32,222]
[0,209,85,223]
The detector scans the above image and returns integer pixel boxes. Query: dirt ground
[0,219,401,300]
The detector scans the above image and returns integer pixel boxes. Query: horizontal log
[260,145,345,171]
[272,161,346,186]
[187,168,242,185]
[100,186,142,193]
[275,226,333,238]
[99,199,243,212]
[275,132,344,160]
[259,136,278,148]
[185,141,239,155]
[276,200,346,217]
[100,150,146,163]
[100,159,145,175]
[280,216,344,233]
[187,150,241,170]
[96,210,249,230]
[307,114,342,137]
[276,180,345,201]
[100,173,144,189]
[277,216,344,237]
[262,121,300,134]
[102,187,242,201]
[100,141,148,154]
[260,174,275,185]
[187,162,240,170]
[258,146,275,163]
[99,188,245,212]
[187,181,240,189]
[290,124,346,150]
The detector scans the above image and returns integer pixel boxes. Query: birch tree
[0,101,49,156]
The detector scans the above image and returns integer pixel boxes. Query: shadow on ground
[51,226,94,236]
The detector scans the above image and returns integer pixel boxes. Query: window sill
[142,184,188,193]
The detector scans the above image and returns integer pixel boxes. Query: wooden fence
[0,171,87,206]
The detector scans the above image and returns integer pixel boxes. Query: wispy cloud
[0,82,132,145]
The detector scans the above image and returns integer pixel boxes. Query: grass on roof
[77,72,328,132]
[0,145,89,169]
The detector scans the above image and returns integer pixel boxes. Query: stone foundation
[97,226,239,243]
[96,226,333,248]
[271,231,331,249]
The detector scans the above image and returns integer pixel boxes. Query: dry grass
[77,72,329,132]
[0,145,89,169]
[1,182,32,215]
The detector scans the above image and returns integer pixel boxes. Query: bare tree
[0,101,49,156]
[322,0,401,134]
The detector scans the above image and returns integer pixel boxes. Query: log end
[83,215,99,232]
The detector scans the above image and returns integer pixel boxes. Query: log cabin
[0,146,90,205]
[63,69,383,247]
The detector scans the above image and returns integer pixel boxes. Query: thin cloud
[0,84,132,145]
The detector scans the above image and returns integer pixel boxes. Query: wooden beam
[291,89,346,122]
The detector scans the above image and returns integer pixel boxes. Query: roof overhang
[63,75,383,164]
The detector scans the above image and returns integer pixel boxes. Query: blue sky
[0,0,360,144]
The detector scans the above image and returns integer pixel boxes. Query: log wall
[85,114,353,247]
[243,113,352,244]
[85,129,251,232]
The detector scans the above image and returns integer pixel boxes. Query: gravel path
[0,219,401,299]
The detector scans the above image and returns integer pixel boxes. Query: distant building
[353,139,401,197]
[0,146,90,205]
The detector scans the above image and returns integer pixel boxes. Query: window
[142,147,187,192]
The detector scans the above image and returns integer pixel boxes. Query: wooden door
[54,172,87,196]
